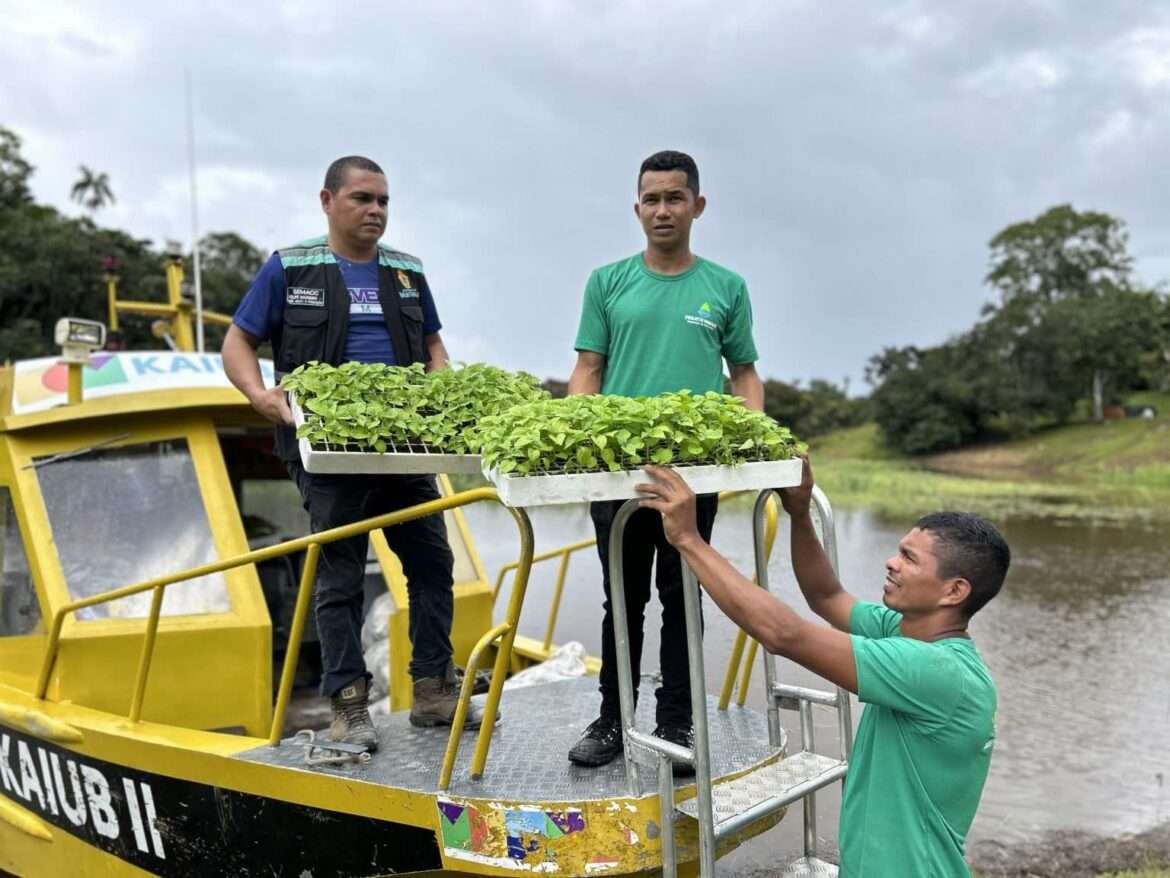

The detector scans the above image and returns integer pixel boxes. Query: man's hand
[636,465,702,550]
[779,456,814,518]
[251,387,294,426]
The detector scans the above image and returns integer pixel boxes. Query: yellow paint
[0,702,82,742]
[0,794,53,841]
[66,361,83,404]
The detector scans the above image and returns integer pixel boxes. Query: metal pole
[269,543,320,745]
[185,67,204,353]
[470,505,534,779]
[542,551,571,651]
[799,699,818,857]
[812,487,855,760]
[128,586,165,722]
[608,498,643,794]
[753,490,782,748]
[658,750,677,877]
[66,363,83,404]
[680,561,715,876]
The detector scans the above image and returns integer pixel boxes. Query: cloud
[2,0,1168,388]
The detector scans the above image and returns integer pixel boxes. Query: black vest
[272,238,429,461]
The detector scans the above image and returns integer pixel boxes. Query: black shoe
[654,723,695,777]
[568,716,623,767]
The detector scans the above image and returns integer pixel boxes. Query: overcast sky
[3,1,1169,389]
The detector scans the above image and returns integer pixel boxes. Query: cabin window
[35,439,232,619]
[0,488,40,636]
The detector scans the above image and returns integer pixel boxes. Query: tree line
[868,205,1170,453]
[2,126,1163,453]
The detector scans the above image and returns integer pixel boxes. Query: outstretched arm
[638,466,857,694]
[778,458,857,631]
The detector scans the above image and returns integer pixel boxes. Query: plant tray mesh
[290,394,482,475]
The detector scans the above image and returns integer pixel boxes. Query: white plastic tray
[290,395,483,475]
[485,458,803,507]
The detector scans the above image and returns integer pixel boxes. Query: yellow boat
[0,262,850,877]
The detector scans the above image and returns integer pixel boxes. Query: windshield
[36,439,231,619]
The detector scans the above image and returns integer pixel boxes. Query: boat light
[55,317,107,363]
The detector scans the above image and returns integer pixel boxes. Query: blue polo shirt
[233,251,442,364]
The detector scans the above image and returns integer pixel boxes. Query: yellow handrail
[493,537,596,652]
[491,489,774,671]
[34,486,530,774]
[439,621,511,790]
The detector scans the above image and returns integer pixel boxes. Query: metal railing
[493,537,596,652]
[490,490,778,664]
[34,486,534,787]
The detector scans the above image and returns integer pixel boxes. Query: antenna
[185,67,204,353]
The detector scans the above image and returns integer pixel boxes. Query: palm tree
[70,165,115,213]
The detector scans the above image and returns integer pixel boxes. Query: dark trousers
[288,461,455,697]
[591,494,719,728]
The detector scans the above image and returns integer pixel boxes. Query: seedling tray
[290,395,482,475]
[485,458,803,507]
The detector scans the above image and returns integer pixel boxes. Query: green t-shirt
[840,602,997,877]
[573,253,758,397]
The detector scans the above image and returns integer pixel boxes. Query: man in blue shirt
[223,156,480,751]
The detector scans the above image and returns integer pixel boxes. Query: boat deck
[236,676,782,801]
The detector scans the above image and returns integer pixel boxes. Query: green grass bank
[809,392,1170,522]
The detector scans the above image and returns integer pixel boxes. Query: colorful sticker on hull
[439,799,588,871]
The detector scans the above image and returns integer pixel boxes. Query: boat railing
[491,491,780,701]
[33,486,535,789]
[493,537,596,654]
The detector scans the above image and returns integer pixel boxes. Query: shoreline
[970,823,1170,877]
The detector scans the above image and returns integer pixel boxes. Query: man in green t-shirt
[567,150,764,771]
[637,459,1009,877]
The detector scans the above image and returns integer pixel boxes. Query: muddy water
[461,501,1170,869]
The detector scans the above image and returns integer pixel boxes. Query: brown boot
[410,662,484,729]
[330,676,379,752]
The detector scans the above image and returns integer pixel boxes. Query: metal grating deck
[236,676,781,801]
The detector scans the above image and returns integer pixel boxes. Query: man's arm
[568,350,605,395]
[222,324,293,425]
[729,362,764,411]
[424,332,449,372]
[638,466,857,693]
[778,458,857,631]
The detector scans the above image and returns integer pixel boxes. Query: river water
[460,500,1170,870]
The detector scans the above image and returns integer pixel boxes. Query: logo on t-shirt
[286,287,325,307]
[684,300,718,332]
[349,287,382,316]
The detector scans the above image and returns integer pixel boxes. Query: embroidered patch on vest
[286,287,326,307]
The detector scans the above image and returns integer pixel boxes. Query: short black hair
[638,150,700,197]
[323,156,385,194]
[914,512,1010,618]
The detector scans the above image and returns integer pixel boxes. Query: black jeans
[288,461,455,697]
[591,494,719,728]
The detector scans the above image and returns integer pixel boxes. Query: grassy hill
[808,393,1170,522]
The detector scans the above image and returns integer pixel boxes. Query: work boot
[330,676,379,753]
[410,662,484,729]
[653,722,695,777]
[568,716,623,767]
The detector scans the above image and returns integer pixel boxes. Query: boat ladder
[608,487,853,877]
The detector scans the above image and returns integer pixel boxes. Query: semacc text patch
[286,287,326,307]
